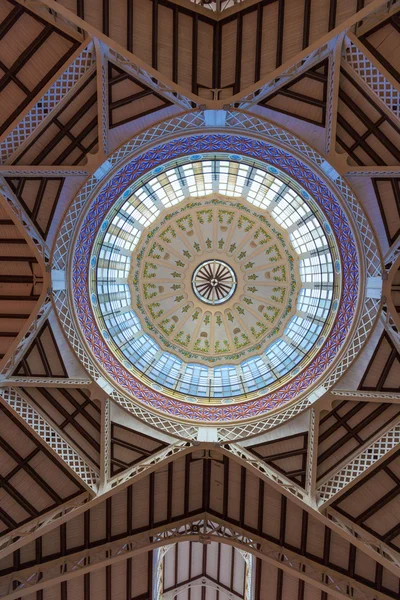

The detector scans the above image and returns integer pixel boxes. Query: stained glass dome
[88,155,340,403]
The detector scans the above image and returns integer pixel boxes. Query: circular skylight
[89,155,340,403]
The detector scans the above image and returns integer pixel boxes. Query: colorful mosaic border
[72,134,359,421]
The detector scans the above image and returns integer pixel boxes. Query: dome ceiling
[88,154,340,404]
[70,134,358,422]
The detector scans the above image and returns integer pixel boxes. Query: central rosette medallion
[192,260,237,305]
[129,197,300,365]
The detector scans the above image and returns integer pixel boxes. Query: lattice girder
[0,514,395,600]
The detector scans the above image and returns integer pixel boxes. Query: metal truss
[326,508,400,570]
[187,0,248,14]
[331,390,400,403]
[222,444,400,575]
[0,441,194,561]
[381,307,400,352]
[93,39,109,157]
[0,377,93,388]
[317,417,400,506]
[0,387,99,493]
[19,0,199,110]
[0,514,395,600]
[100,397,111,488]
[325,33,344,156]
[305,407,320,501]
[104,440,194,492]
[384,238,400,270]
[221,443,310,505]
[233,0,395,109]
[344,34,400,122]
[0,493,90,561]
[237,39,334,109]
[162,577,243,600]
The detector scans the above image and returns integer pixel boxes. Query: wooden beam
[276,0,285,68]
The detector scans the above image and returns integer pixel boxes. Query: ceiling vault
[0,0,399,599]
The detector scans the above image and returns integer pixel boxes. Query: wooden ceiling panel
[336,68,400,166]
[372,178,400,246]
[108,63,172,129]
[0,206,43,363]
[333,451,400,553]
[317,400,400,481]
[13,320,68,377]
[0,0,79,136]
[5,178,64,241]
[249,432,308,487]
[20,387,101,469]
[0,403,84,539]
[1,451,399,599]
[110,422,167,477]
[359,332,400,392]
[14,72,98,166]
[360,12,400,83]
[51,0,365,99]
[259,59,328,126]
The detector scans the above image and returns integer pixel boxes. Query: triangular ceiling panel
[332,449,400,554]
[0,402,84,539]
[336,68,400,166]
[0,207,43,363]
[108,62,172,129]
[5,178,65,240]
[13,320,68,378]
[249,432,308,488]
[110,421,168,477]
[317,400,400,482]
[358,332,400,393]
[360,12,400,83]
[258,60,329,126]
[20,386,101,470]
